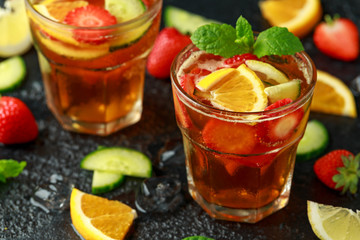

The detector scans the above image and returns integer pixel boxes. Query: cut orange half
[195,64,268,112]
[311,70,357,118]
[70,188,136,240]
[259,0,322,38]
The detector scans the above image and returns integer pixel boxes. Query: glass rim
[25,0,162,30]
[170,43,317,120]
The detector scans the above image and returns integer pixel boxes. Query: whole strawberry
[146,27,192,79]
[313,149,360,194]
[0,96,38,144]
[313,15,359,61]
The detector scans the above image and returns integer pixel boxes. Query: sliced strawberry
[313,15,359,61]
[224,53,259,68]
[64,5,117,44]
[189,67,211,77]
[178,74,195,96]
[202,119,256,155]
[258,98,304,145]
[172,91,192,128]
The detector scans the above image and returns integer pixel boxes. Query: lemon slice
[259,0,322,38]
[196,64,268,112]
[196,68,236,91]
[311,70,357,118]
[70,188,137,240]
[307,201,360,240]
[0,0,32,57]
[246,60,289,85]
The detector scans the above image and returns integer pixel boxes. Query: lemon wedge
[70,188,137,240]
[0,0,32,57]
[307,201,360,240]
[246,60,289,85]
[311,70,357,118]
[195,64,268,112]
[259,0,322,38]
[196,68,236,91]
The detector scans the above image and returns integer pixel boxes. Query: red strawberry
[224,53,259,68]
[0,97,38,144]
[313,15,359,61]
[64,5,117,44]
[202,119,256,155]
[258,98,304,145]
[146,27,192,79]
[178,74,195,96]
[314,150,360,194]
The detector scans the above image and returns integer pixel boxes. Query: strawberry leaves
[191,15,304,58]
[333,153,360,194]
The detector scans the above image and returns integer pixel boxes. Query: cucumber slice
[92,170,125,194]
[81,147,152,178]
[0,56,26,93]
[264,79,301,103]
[105,0,145,23]
[164,6,221,35]
[297,120,329,162]
[106,0,151,49]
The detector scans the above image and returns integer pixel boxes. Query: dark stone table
[1,0,359,239]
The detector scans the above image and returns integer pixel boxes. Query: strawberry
[64,5,117,44]
[224,53,259,68]
[202,119,256,155]
[178,74,195,96]
[258,98,304,145]
[0,96,38,144]
[146,27,192,79]
[314,150,360,194]
[313,15,359,61]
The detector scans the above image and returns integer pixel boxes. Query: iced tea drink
[171,44,316,222]
[25,0,162,135]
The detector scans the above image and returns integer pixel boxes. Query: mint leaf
[191,23,245,58]
[253,27,304,58]
[182,236,215,240]
[0,159,27,183]
[235,16,254,53]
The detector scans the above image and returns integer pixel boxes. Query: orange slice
[33,0,88,22]
[311,70,357,118]
[195,64,268,112]
[259,0,322,38]
[70,188,137,240]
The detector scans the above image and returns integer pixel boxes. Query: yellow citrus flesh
[40,0,88,22]
[0,0,32,57]
[311,70,357,118]
[70,188,136,240]
[259,0,322,38]
[307,201,360,240]
[196,68,236,91]
[246,60,289,85]
[196,64,268,112]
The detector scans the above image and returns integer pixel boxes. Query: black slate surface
[1,0,360,239]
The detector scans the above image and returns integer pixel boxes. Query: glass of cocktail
[25,0,162,135]
[170,18,316,223]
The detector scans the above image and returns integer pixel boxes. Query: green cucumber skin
[91,171,125,194]
[296,120,329,162]
[0,56,26,93]
[81,147,152,178]
[164,6,220,35]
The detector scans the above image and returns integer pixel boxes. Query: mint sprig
[191,16,304,58]
[0,159,27,183]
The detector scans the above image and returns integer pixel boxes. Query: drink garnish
[0,159,27,183]
[0,56,26,93]
[296,120,329,162]
[191,16,304,58]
